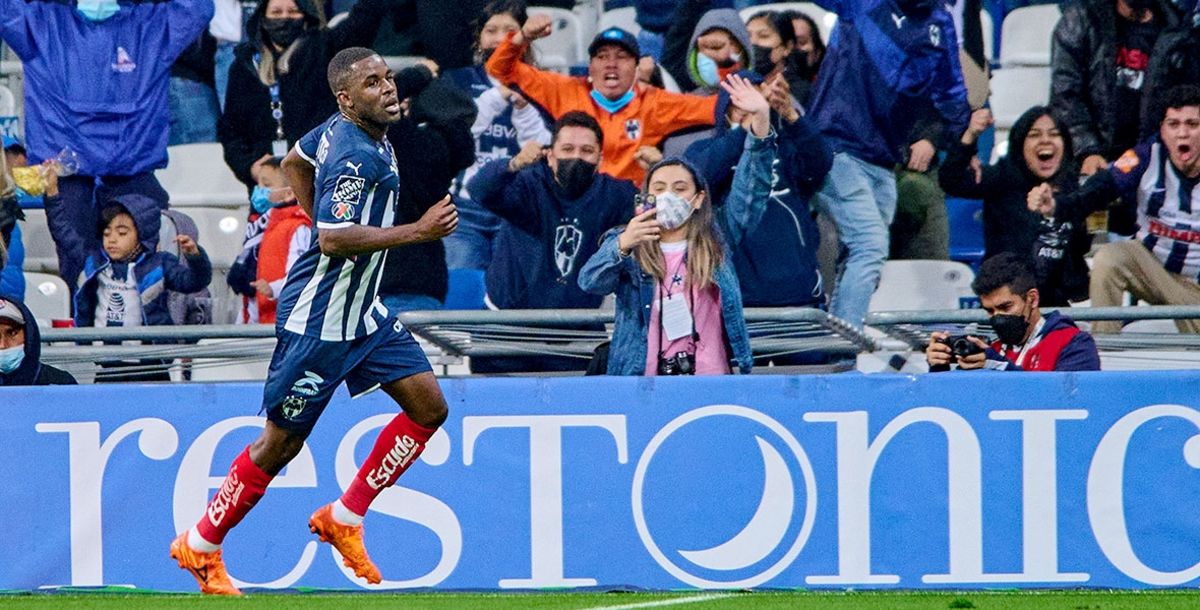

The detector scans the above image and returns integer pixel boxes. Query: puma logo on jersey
[345,161,363,175]
[891,12,906,28]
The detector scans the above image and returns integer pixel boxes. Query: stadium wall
[4,373,1200,591]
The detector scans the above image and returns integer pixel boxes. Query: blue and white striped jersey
[275,113,400,341]
[1111,141,1200,280]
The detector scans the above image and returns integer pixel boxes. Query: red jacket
[986,311,1101,371]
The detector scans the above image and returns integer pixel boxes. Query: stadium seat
[573,0,603,45]
[947,197,985,269]
[988,66,1051,130]
[173,207,246,270]
[980,9,994,63]
[739,2,838,42]
[22,272,69,324]
[598,7,640,36]
[529,6,587,72]
[998,4,1061,67]
[155,142,248,208]
[18,208,58,274]
[0,83,17,139]
[868,260,977,311]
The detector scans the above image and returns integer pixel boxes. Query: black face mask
[991,302,1031,346]
[263,17,306,48]
[897,0,937,17]
[752,45,776,76]
[554,158,597,199]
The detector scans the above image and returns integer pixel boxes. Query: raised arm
[165,0,217,60]
[717,75,775,246]
[486,21,580,115]
[0,0,38,60]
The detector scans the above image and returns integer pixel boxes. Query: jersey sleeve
[294,123,324,166]
[314,144,386,231]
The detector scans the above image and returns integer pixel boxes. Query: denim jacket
[578,129,776,375]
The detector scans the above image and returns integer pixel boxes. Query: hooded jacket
[0,295,76,386]
[662,7,754,94]
[982,310,1101,372]
[74,194,212,328]
[578,132,776,376]
[807,0,970,168]
[685,113,831,307]
[1050,0,1181,161]
[218,0,393,187]
[468,159,637,309]
[940,107,1092,305]
[0,0,212,176]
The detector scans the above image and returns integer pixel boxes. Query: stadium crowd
[2,0,1200,380]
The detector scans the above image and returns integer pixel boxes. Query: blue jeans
[813,152,897,329]
[168,77,220,146]
[213,41,237,111]
[442,196,500,270]
[381,293,443,317]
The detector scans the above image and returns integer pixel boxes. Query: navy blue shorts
[262,319,432,432]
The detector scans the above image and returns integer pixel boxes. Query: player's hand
[763,75,799,123]
[634,146,663,170]
[516,14,552,44]
[962,108,993,144]
[175,234,201,256]
[250,279,274,299]
[955,336,991,370]
[617,207,660,254]
[250,153,274,181]
[1081,154,1109,176]
[415,195,458,241]
[925,331,952,367]
[907,139,936,173]
[1027,182,1056,216]
[721,74,770,136]
[508,141,545,172]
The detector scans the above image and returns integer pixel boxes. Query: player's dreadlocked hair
[327,47,379,96]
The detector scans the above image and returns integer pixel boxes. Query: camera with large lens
[937,334,987,358]
[657,351,696,376]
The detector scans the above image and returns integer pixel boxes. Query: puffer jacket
[1139,1,1200,137]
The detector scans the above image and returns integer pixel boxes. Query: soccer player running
[170,47,458,595]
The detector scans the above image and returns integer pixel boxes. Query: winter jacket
[807,0,970,168]
[1140,2,1200,138]
[378,77,477,302]
[469,159,637,309]
[257,203,311,324]
[980,311,1101,371]
[1050,0,1181,161]
[662,5,753,94]
[939,106,1092,305]
[217,0,394,188]
[0,0,212,176]
[684,114,830,307]
[487,31,722,185]
[73,194,212,328]
[636,0,687,33]
[0,295,76,386]
[578,131,776,375]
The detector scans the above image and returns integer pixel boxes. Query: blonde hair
[632,160,723,290]
[0,143,11,200]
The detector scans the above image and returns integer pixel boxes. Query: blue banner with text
[4,372,1200,591]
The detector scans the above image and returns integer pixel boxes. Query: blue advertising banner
[3,372,1200,591]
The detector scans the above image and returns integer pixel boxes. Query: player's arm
[319,195,458,257]
[281,148,316,218]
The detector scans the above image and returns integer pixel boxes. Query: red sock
[340,413,438,516]
[195,446,274,545]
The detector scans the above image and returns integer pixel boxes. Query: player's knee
[413,398,448,429]
[251,425,309,475]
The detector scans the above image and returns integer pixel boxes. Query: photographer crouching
[926,253,1101,372]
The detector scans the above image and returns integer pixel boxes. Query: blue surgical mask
[0,345,24,374]
[250,185,272,214]
[77,0,121,21]
[590,88,634,114]
[695,53,720,88]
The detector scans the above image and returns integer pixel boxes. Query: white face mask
[0,345,24,374]
[653,192,698,230]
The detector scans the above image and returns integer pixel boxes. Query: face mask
[77,0,120,21]
[0,345,24,375]
[554,158,597,200]
[590,88,635,114]
[263,17,306,48]
[652,192,697,230]
[476,46,496,66]
[695,53,721,88]
[250,185,273,214]
[752,45,776,76]
[991,302,1031,346]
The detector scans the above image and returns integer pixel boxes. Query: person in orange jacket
[251,157,312,324]
[487,19,739,185]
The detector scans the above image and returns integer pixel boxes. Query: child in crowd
[578,75,774,376]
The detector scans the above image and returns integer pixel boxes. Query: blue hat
[1,135,19,149]
[588,27,640,58]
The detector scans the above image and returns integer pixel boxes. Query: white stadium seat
[999,4,1061,67]
[155,142,248,208]
[988,66,1051,129]
[528,6,587,71]
[22,272,69,324]
[598,7,640,36]
[980,8,994,62]
[18,209,58,274]
[172,207,246,270]
[739,2,838,42]
[869,260,977,311]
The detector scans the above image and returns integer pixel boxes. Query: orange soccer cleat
[309,504,382,584]
[169,532,242,596]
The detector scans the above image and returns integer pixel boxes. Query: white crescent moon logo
[678,437,794,569]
